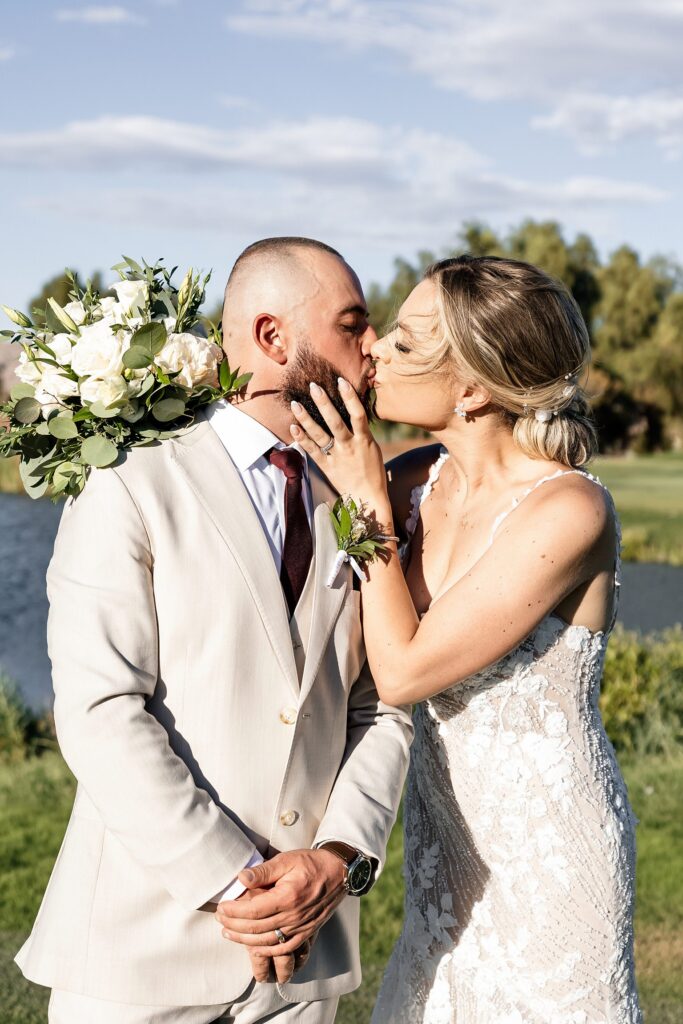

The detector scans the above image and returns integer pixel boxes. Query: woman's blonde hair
[412,255,597,467]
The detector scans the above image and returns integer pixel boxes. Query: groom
[16,237,413,1023]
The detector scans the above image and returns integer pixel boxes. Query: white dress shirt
[205,399,314,902]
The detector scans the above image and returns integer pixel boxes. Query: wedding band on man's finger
[274,928,287,945]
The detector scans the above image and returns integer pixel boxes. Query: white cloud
[227,0,683,102]
[55,6,145,25]
[0,46,14,61]
[534,91,683,158]
[11,114,666,259]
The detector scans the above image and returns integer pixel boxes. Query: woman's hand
[290,378,390,512]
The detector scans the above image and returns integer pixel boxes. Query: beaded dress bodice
[372,453,642,1024]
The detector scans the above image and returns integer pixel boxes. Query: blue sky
[1,0,682,313]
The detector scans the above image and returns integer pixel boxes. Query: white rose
[80,375,129,409]
[16,351,44,386]
[97,296,122,321]
[50,333,74,365]
[71,320,127,379]
[63,300,86,326]
[112,280,149,317]
[156,331,220,390]
[36,368,79,417]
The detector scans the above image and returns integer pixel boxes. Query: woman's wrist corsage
[326,494,398,588]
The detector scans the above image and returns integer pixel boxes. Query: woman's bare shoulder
[385,443,444,534]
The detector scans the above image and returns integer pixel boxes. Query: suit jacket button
[280,707,297,725]
[280,810,299,826]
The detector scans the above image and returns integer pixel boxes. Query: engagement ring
[320,439,335,455]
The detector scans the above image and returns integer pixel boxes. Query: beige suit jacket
[16,412,413,1006]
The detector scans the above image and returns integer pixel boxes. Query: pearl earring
[454,402,466,419]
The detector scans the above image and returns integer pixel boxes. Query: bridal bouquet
[0,257,250,500]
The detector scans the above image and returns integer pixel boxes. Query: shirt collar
[206,399,308,474]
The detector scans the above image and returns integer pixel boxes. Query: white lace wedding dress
[372,453,642,1024]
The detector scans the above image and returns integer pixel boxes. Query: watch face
[348,857,373,895]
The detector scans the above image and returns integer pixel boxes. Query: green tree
[637,292,683,416]
[366,252,434,335]
[456,222,505,258]
[593,247,667,358]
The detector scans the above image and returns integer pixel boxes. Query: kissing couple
[17,237,641,1023]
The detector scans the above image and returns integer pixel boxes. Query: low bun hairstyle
[419,255,598,468]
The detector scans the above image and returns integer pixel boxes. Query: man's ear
[253,313,288,365]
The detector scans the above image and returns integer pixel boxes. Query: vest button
[280,810,299,827]
[280,707,297,725]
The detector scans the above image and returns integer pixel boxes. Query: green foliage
[601,626,683,757]
[0,674,30,765]
[0,674,56,765]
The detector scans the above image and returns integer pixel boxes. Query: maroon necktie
[268,448,313,617]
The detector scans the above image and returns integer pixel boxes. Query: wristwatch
[319,840,375,896]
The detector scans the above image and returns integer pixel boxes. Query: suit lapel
[300,464,349,701]
[169,418,299,697]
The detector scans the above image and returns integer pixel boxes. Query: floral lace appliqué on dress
[372,456,642,1024]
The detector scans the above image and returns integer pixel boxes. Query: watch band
[318,841,361,867]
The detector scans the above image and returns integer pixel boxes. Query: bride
[290,255,642,1023]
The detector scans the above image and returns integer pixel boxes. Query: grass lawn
[0,456,21,496]
[594,452,683,566]
[1,751,681,1023]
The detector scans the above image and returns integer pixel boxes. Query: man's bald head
[226,237,344,297]
[219,235,375,434]
[222,237,352,359]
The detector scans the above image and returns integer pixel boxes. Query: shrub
[0,671,56,764]
[601,626,683,756]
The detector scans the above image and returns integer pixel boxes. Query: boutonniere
[326,495,398,588]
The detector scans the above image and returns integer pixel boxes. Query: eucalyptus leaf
[48,414,78,440]
[18,456,50,499]
[14,397,42,424]
[80,435,118,468]
[132,321,167,355]
[152,397,185,423]
[123,346,153,369]
[88,401,119,419]
[52,461,81,489]
[136,373,155,397]
[10,383,35,401]
[72,408,95,422]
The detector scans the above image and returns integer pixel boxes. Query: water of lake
[1,492,681,710]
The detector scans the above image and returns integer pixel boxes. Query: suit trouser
[48,981,339,1024]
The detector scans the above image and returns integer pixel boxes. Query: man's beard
[281,342,375,432]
